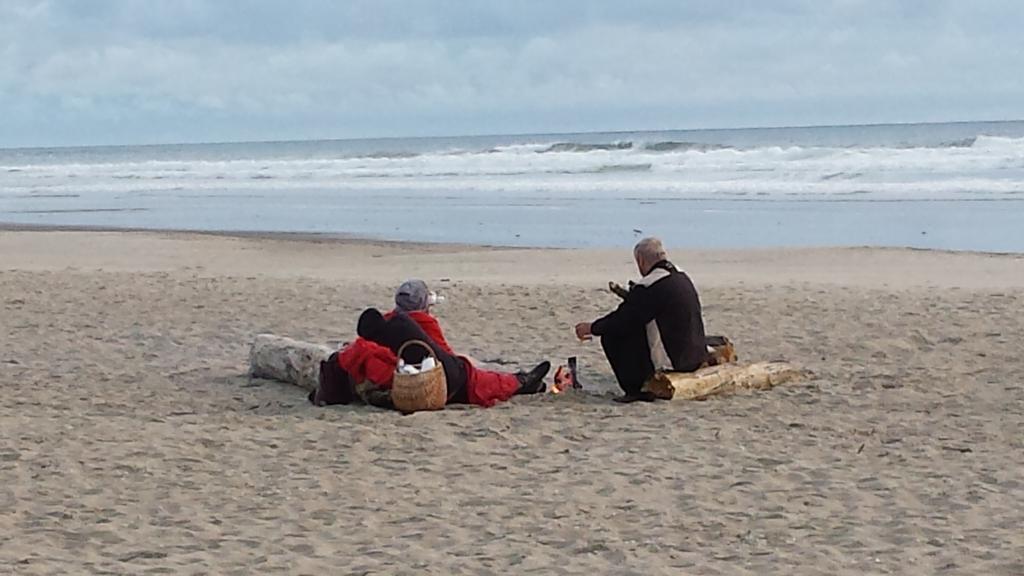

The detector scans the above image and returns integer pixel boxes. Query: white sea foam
[3,136,1023,201]
[2,125,1024,250]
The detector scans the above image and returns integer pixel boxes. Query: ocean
[2,120,1023,251]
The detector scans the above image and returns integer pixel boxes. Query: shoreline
[2,227,1023,291]
[0,222,510,251]
[3,221,1024,258]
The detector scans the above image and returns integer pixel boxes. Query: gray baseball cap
[395,279,430,312]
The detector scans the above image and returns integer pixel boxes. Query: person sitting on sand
[574,237,707,403]
[314,279,550,408]
[387,279,456,355]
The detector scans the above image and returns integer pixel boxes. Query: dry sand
[1,229,1022,575]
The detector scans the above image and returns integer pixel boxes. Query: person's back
[637,261,706,373]
[576,237,709,402]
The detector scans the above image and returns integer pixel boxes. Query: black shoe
[613,391,657,404]
[516,361,551,394]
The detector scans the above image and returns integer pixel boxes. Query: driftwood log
[249,334,333,391]
[642,361,805,401]
[249,332,804,402]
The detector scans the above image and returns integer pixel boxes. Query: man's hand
[574,322,593,341]
[609,281,629,300]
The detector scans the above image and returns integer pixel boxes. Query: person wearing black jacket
[575,238,707,403]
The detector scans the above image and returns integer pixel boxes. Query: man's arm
[590,287,659,337]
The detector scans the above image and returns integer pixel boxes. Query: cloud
[1,0,1022,146]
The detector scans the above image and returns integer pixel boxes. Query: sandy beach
[2,228,1022,575]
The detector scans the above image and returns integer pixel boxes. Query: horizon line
[2,117,1022,152]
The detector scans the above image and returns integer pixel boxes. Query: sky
[1,0,1023,147]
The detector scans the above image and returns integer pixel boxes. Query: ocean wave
[539,142,634,153]
[3,134,1023,204]
[918,135,1024,149]
[971,135,1024,149]
[6,135,1024,174]
[640,141,732,152]
[362,151,422,159]
[533,140,732,154]
[936,137,977,148]
[587,163,653,173]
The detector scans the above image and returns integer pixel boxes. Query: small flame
[550,366,572,394]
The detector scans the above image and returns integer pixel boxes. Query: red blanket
[463,361,520,408]
[337,338,396,389]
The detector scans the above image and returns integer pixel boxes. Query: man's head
[395,279,430,312]
[633,237,667,275]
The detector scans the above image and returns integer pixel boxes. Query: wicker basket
[391,340,447,413]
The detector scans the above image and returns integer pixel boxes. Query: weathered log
[642,361,805,401]
[249,334,333,391]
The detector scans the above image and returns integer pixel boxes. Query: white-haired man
[575,238,707,403]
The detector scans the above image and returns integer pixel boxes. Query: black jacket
[592,260,707,372]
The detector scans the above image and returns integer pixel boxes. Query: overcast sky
[1,0,1022,147]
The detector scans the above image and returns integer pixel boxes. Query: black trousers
[314,351,356,405]
[358,309,469,404]
[601,326,656,396]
